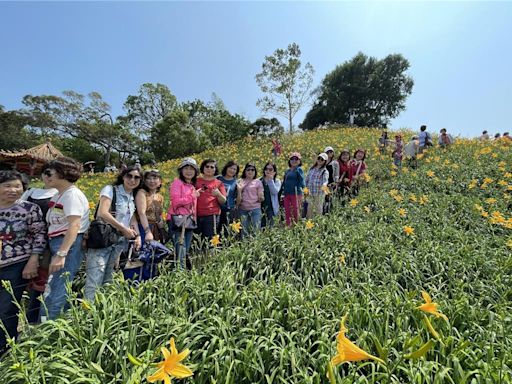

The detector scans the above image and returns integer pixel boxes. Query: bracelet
[56,250,67,258]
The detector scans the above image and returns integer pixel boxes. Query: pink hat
[289,152,302,160]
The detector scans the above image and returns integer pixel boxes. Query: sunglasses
[318,157,326,161]
[290,157,299,161]
[125,173,141,180]
[42,169,55,177]
[246,168,256,172]
[204,165,216,169]
[264,167,274,171]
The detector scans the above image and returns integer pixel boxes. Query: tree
[22,91,138,165]
[301,52,414,130]
[255,43,314,133]
[250,117,284,137]
[123,83,178,139]
[0,106,38,150]
[149,109,205,161]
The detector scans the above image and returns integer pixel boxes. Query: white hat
[178,157,199,172]
[318,152,328,161]
[324,146,334,153]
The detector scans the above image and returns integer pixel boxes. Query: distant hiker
[404,136,420,169]
[391,134,404,167]
[418,125,433,152]
[438,128,454,147]
[271,138,282,157]
[480,130,490,141]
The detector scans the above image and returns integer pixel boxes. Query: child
[305,153,329,219]
[349,149,367,196]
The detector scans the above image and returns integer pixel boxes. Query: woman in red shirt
[194,159,226,242]
[337,149,353,198]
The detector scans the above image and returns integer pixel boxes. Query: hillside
[1,127,511,383]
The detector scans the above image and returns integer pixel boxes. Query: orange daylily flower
[147,338,193,384]
[417,291,448,321]
[330,314,385,367]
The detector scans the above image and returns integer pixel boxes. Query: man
[418,125,433,153]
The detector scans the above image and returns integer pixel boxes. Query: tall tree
[255,43,314,133]
[123,83,178,139]
[301,52,414,130]
[0,106,38,150]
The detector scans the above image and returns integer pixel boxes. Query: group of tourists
[0,142,371,353]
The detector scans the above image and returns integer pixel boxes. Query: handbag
[86,187,122,249]
[171,214,197,230]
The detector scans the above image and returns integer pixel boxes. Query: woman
[218,161,239,229]
[0,171,46,354]
[324,146,339,214]
[85,166,141,301]
[41,157,90,321]
[282,152,305,227]
[260,162,281,228]
[20,165,58,324]
[305,153,329,219]
[237,163,264,237]
[337,149,353,198]
[168,158,200,269]
[349,149,367,196]
[195,159,226,242]
[135,169,165,243]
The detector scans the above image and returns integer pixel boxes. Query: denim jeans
[196,215,219,240]
[239,208,262,237]
[84,238,127,301]
[0,261,28,353]
[41,234,84,321]
[171,229,193,269]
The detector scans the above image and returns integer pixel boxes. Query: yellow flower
[481,211,489,218]
[322,185,330,195]
[303,187,309,195]
[230,221,242,234]
[417,291,448,321]
[507,239,512,249]
[426,171,435,178]
[498,180,508,186]
[393,194,404,203]
[147,338,193,384]
[483,177,493,184]
[349,199,359,207]
[504,172,512,179]
[390,171,397,177]
[403,226,414,236]
[364,206,371,213]
[339,254,346,264]
[330,314,385,367]
[485,198,497,204]
[305,219,315,229]
[398,208,407,217]
[210,235,221,247]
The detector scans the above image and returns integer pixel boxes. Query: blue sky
[1,1,511,138]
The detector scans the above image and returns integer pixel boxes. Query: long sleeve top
[261,178,282,216]
[0,201,46,268]
[282,167,305,195]
[305,167,329,195]
[167,178,197,219]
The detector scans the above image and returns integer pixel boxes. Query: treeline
[0,85,284,168]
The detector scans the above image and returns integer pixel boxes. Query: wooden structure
[0,140,64,176]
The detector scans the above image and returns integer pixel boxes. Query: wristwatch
[56,250,68,258]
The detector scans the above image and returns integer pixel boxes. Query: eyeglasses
[204,165,216,169]
[43,169,55,177]
[125,173,141,180]
[290,157,299,161]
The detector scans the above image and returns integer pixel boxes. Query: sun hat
[178,157,199,172]
[318,153,328,161]
[324,146,334,153]
[289,152,302,160]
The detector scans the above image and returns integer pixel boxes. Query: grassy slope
[1,127,511,383]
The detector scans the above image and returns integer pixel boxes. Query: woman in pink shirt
[236,163,264,237]
[167,158,200,269]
